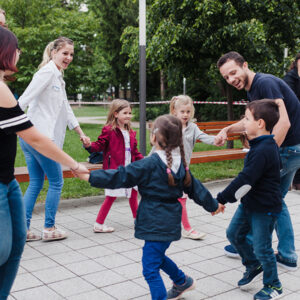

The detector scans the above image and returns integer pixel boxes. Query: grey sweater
[183,122,215,164]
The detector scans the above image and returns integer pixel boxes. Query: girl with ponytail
[76,114,224,300]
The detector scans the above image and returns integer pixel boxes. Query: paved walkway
[10,180,300,300]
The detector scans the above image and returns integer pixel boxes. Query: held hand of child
[71,163,90,181]
[214,130,227,146]
[80,135,91,147]
[211,203,226,216]
[214,135,224,147]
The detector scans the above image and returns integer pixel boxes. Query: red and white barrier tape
[69,100,248,106]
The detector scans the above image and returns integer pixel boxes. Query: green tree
[122,0,299,119]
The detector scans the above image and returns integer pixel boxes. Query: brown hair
[217,51,245,69]
[106,99,132,131]
[169,95,195,119]
[38,37,74,69]
[152,115,191,186]
[246,99,279,132]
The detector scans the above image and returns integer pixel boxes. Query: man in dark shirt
[215,51,300,271]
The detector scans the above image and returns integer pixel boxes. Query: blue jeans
[142,241,185,300]
[227,204,281,287]
[0,179,26,299]
[20,139,64,229]
[275,144,300,263]
[229,144,300,264]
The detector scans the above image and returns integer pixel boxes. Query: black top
[247,72,300,147]
[89,153,218,242]
[217,135,282,213]
[283,68,300,101]
[0,104,32,184]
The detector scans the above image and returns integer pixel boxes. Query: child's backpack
[88,152,103,164]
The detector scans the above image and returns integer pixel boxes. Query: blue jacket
[89,153,218,241]
[217,135,282,213]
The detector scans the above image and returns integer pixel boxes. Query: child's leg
[142,241,184,300]
[95,196,116,224]
[226,204,260,269]
[129,189,138,219]
[178,197,192,231]
[178,196,206,240]
[251,212,281,287]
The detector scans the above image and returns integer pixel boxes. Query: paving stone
[12,286,63,300]
[20,256,59,272]
[32,265,76,284]
[67,289,115,300]
[65,259,106,276]
[82,269,125,287]
[94,253,134,269]
[102,280,148,299]
[48,277,95,297]
[11,273,43,292]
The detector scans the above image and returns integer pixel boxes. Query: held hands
[211,203,226,216]
[71,162,90,181]
[214,130,227,146]
[80,135,91,148]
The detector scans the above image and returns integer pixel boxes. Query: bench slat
[14,162,102,183]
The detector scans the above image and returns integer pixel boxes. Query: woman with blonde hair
[18,37,90,242]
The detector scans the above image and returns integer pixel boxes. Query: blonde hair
[106,99,132,131]
[169,95,195,120]
[38,36,74,69]
[152,115,191,187]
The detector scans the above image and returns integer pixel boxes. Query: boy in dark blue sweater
[216,99,282,300]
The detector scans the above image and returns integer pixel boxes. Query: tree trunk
[160,70,166,100]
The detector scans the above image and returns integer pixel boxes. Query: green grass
[71,105,110,117]
[15,122,243,202]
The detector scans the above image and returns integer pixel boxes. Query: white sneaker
[182,229,206,240]
[42,226,67,241]
[93,222,115,233]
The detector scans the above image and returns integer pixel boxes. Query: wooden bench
[15,121,246,182]
[190,120,247,164]
[14,162,103,183]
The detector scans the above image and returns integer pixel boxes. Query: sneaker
[276,254,297,271]
[224,244,240,258]
[93,222,115,233]
[167,275,195,300]
[42,226,67,241]
[26,230,41,242]
[254,285,283,300]
[238,265,263,289]
[182,229,206,240]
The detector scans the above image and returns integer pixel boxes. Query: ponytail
[38,41,54,69]
[179,143,191,186]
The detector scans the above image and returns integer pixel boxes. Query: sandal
[26,230,41,242]
[42,226,67,241]
[93,223,115,233]
[182,229,206,240]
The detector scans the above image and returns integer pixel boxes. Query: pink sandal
[93,223,115,233]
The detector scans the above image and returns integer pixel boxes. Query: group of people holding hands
[1,9,300,300]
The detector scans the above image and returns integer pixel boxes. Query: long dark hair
[152,115,191,186]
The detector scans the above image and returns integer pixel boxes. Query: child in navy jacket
[77,115,224,300]
[216,99,283,300]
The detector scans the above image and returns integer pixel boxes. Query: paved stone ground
[9,180,300,300]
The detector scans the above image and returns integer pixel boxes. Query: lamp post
[139,0,146,155]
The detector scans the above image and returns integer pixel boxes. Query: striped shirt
[0,104,32,184]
